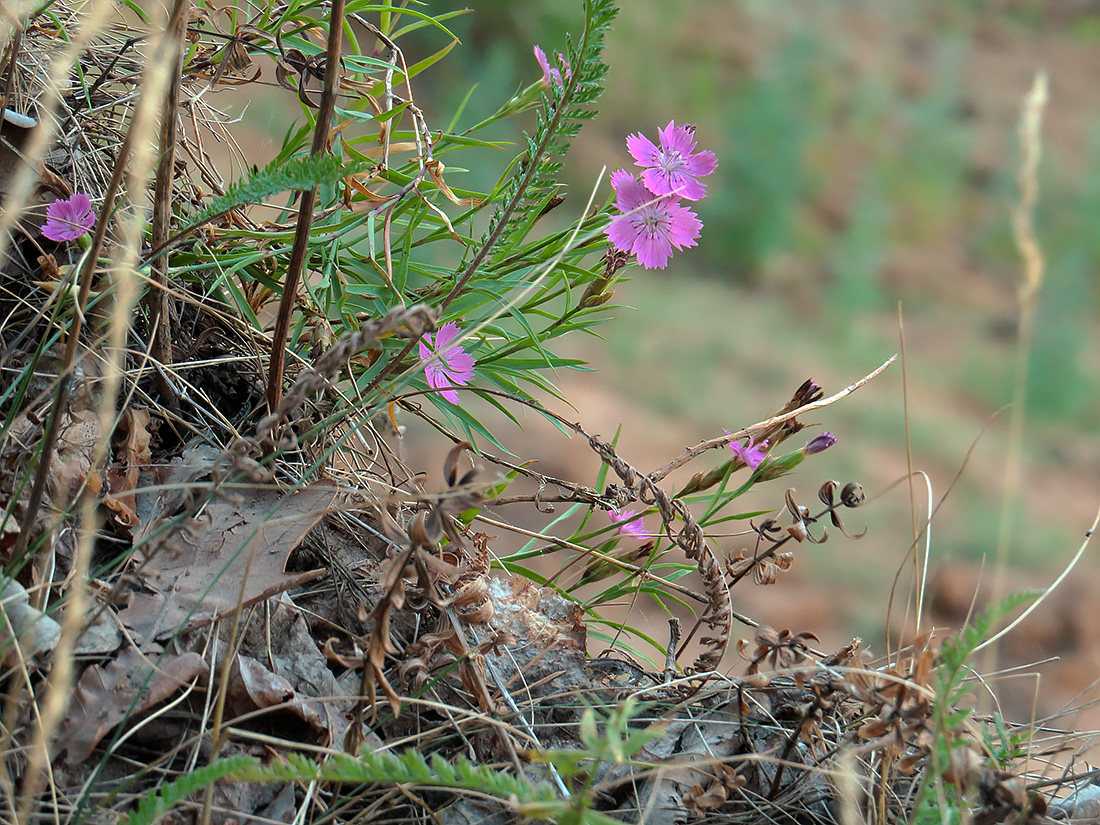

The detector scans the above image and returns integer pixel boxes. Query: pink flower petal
[626,120,717,202]
[626,131,660,167]
[533,45,551,86]
[42,192,96,242]
[419,322,477,405]
[609,508,650,540]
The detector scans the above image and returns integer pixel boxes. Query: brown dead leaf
[0,405,99,559]
[111,409,152,499]
[226,654,330,741]
[54,407,100,502]
[98,409,153,533]
[117,482,336,646]
[54,646,208,764]
[257,594,355,747]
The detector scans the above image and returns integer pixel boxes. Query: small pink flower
[42,193,96,242]
[418,321,476,405]
[725,429,769,470]
[533,45,570,90]
[609,507,650,540]
[606,171,702,270]
[626,120,717,201]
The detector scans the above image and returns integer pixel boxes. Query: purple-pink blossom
[626,120,717,201]
[726,430,769,470]
[605,170,702,270]
[609,507,650,540]
[42,193,96,242]
[533,45,571,91]
[418,321,476,405]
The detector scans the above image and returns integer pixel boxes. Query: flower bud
[755,432,836,481]
[804,432,836,455]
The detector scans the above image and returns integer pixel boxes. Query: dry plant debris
[118,481,336,646]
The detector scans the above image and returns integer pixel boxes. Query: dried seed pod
[841,482,865,508]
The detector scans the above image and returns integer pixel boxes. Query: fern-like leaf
[235,746,558,804]
[188,155,367,226]
[121,755,259,825]
[441,0,618,309]
[486,0,617,262]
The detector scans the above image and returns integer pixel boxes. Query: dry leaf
[0,578,61,666]
[54,646,207,763]
[226,654,330,741]
[118,482,336,645]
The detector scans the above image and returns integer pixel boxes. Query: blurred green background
[390,0,1100,649]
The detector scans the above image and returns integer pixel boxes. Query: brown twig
[145,0,187,409]
[265,0,346,410]
[648,354,896,484]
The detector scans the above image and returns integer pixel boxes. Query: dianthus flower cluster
[533,45,571,91]
[606,121,717,269]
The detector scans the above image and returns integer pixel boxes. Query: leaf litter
[117,481,336,646]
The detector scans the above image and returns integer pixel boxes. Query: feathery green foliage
[121,756,257,825]
[188,155,367,228]
[482,0,618,265]
[237,747,558,804]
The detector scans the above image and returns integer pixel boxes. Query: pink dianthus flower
[725,429,769,470]
[609,507,650,540]
[626,120,717,201]
[418,321,476,405]
[42,193,96,242]
[605,170,702,270]
[533,45,571,91]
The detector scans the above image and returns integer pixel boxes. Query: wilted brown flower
[739,626,820,675]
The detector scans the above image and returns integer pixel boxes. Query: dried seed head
[841,482,865,508]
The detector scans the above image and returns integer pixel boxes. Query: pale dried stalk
[985,71,1048,682]
[15,0,190,820]
[648,354,896,484]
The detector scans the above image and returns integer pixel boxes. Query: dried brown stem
[265,0,345,410]
[648,354,896,484]
[586,433,731,674]
[145,0,187,408]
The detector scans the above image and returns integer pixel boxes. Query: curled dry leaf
[682,781,727,815]
[102,409,153,530]
[226,654,330,742]
[726,549,794,587]
[741,626,820,675]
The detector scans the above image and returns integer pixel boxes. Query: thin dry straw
[983,71,1047,675]
[13,1,191,820]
